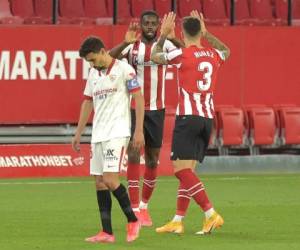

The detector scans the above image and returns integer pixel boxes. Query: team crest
[109,74,117,81]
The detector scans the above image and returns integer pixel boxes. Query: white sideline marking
[0,176,297,186]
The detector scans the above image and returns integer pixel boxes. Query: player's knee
[145,158,158,168]
[127,147,140,163]
[95,176,106,190]
[102,175,119,190]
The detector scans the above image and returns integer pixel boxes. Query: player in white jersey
[151,11,230,235]
[109,10,184,226]
[72,37,144,243]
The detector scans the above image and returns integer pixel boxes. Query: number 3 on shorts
[197,62,213,91]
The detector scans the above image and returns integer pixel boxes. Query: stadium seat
[177,0,202,18]
[225,0,253,25]
[84,0,109,17]
[107,0,132,24]
[274,0,300,25]
[154,0,171,17]
[10,0,35,17]
[59,0,85,17]
[278,107,300,145]
[202,0,229,25]
[249,0,277,25]
[34,0,52,18]
[131,0,154,18]
[10,0,51,24]
[83,0,113,24]
[246,107,278,154]
[0,0,23,24]
[216,107,247,155]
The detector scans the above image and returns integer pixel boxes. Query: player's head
[181,17,201,41]
[140,10,159,41]
[79,36,108,69]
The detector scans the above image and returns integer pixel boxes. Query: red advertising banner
[0,143,174,178]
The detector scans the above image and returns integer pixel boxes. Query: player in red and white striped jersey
[109,10,184,226]
[151,11,230,235]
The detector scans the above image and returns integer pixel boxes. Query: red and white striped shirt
[166,46,226,118]
[122,40,176,110]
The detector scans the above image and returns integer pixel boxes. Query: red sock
[175,169,212,212]
[127,163,140,209]
[176,182,191,216]
[141,167,157,203]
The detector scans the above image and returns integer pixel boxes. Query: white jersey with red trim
[165,46,226,118]
[122,39,176,110]
[84,59,140,143]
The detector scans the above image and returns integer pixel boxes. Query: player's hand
[160,12,176,37]
[191,10,207,37]
[124,22,140,44]
[132,130,145,150]
[71,134,81,152]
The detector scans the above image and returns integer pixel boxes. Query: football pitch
[0,174,300,250]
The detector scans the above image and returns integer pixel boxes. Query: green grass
[0,174,300,250]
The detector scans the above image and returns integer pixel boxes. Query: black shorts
[131,109,165,148]
[171,115,212,163]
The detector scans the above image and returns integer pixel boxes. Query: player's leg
[127,109,141,214]
[85,143,115,243]
[140,109,165,226]
[102,137,140,242]
[173,116,223,234]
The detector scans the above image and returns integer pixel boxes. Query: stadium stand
[202,0,229,26]
[177,0,202,18]
[274,0,300,25]
[9,0,47,24]
[107,0,132,24]
[131,0,154,18]
[154,0,172,17]
[83,0,113,24]
[215,107,247,155]
[225,0,253,25]
[245,107,278,154]
[249,0,277,25]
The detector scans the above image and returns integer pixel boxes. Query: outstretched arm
[191,10,230,60]
[109,22,140,59]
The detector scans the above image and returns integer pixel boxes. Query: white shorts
[90,137,129,175]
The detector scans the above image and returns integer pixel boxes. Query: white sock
[172,215,184,222]
[132,207,140,212]
[139,201,148,210]
[204,208,215,219]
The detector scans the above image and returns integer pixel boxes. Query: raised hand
[160,12,176,37]
[190,10,207,37]
[125,22,140,44]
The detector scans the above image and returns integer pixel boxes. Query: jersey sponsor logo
[94,88,117,100]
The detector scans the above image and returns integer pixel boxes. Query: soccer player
[151,11,230,234]
[72,36,144,243]
[109,10,184,226]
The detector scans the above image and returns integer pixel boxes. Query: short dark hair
[182,17,201,37]
[140,10,159,22]
[79,36,105,58]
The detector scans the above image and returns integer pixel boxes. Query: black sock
[112,184,137,223]
[97,190,113,235]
